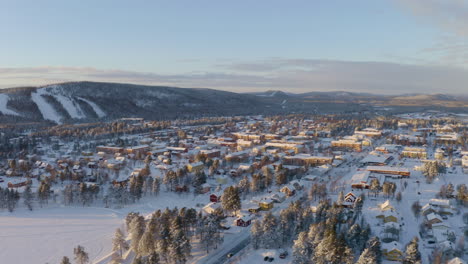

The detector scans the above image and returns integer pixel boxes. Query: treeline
[112,207,224,264]
[29,116,245,141]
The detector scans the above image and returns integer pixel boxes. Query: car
[279,251,288,259]
[264,256,269,261]
[227,253,234,258]
[220,225,231,230]
[442,215,448,220]
[268,257,274,262]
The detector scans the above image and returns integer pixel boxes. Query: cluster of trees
[422,161,446,183]
[0,187,20,212]
[308,183,328,201]
[116,207,223,264]
[291,200,374,264]
[31,116,244,142]
[252,201,315,249]
[61,245,89,264]
[439,183,468,206]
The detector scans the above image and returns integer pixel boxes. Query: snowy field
[0,192,207,264]
[0,206,121,264]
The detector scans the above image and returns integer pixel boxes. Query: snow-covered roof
[381,241,402,252]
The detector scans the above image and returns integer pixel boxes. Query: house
[365,166,410,177]
[210,193,222,203]
[344,192,357,204]
[303,175,317,181]
[381,241,403,261]
[377,210,398,223]
[383,221,400,234]
[87,162,98,169]
[447,257,466,264]
[7,178,31,188]
[401,147,428,159]
[216,175,229,185]
[431,222,451,230]
[426,212,443,225]
[247,206,261,213]
[280,185,296,197]
[200,183,211,194]
[125,145,150,157]
[421,203,437,216]
[235,215,252,227]
[96,146,124,154]
[350,171,370,189]
[290,180,304,190]
[380,200,395,211]
[187,162,204,173]
[283,154,333,167]
[200,149,221,158]
[259,199,274,211]
[270,192,286,203]
[203,202,221,214]
[360,154,392,166]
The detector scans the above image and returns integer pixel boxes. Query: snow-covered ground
[78,97,106,118]
[31,88,62,124]
[0,192,207,264]
[47,86,86,119]
[0,206,121,264]
[0,94,20,116]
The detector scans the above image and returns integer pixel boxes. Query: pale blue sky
[1,0,468,94]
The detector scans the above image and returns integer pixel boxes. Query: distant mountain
[0,82,276,124]
[249,90,294,98]
[0,81,466,125]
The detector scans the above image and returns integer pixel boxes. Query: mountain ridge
[0,81,466,125]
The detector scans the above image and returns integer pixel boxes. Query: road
[195,230,251,264]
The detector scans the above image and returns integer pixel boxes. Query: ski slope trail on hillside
[0,94,20,116]
[31,88,62,123]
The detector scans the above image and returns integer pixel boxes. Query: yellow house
[216,175,229,185]
[377,209,398,223]
[259,199,274,211]
[187,161,204,173]
[382,242,403,261]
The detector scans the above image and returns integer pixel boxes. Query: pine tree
[132,256,144,264]
[152,177,161,196]
[396,191,402,202]
[221,186,241,215]
[138,227,156,256]
[60,256,71,264]
[147,252,160,264]
[356,237,381,264]
[261,212,280,249]
[370,178,380,197]
[37,180,50,207]
[403,237,421,264]
[337,191,344,205]
[23,185,33,211]
[129,215,145,254]
[73,245,89,264]
[170,228,191,264]
[292,231,313,264]
[251,220,263,250]
[112,228,129,257]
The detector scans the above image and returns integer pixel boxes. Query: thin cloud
[396,0,468,37]
[1,61,468,95]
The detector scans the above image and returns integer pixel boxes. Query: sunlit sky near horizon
[1,0,468,94]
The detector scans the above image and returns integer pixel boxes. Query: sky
[1,0,468,94]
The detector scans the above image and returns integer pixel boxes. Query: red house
[210,193,222,203]
[236,216,252,227]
